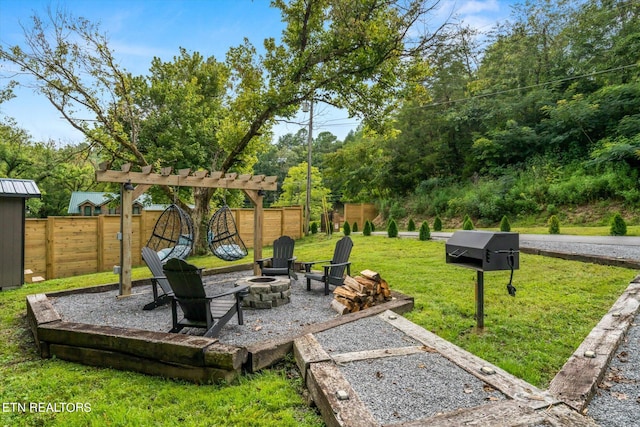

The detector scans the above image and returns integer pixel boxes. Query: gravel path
[587,310,640,426]
[314,316,505,425]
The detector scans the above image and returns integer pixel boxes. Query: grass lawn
[1,234,636,426]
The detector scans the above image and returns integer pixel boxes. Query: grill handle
[447,249,468,259]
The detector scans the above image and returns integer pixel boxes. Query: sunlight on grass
[1,233,636,425]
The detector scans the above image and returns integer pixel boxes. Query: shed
[0,178,41,290]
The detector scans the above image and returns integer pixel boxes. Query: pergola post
[120,182,133,296]
[244,189,264,275]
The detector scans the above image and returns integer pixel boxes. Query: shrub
[363,220,372,236]
[419,221,431,240]
[433,216,442,231]
[548,215,560,234]
[370,221,376,232]
[310,222,318,234]
[407,218,416,232]
[500,215,511,232]
[463,216,474,230]
[352,222,358,232]
[343,221,351,236]
[610,213,627,236]
[387,219,398,238]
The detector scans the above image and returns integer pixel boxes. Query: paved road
[371,231,640,262]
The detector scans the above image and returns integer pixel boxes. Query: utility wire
[417,63,639,109]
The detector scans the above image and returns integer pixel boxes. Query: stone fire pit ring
[235,276,291,309]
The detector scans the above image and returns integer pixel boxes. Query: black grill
[445,231,520,329]
[446,230,519,271]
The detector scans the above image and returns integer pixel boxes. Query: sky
[0,0,519,146]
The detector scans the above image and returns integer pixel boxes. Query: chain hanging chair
[207,204,248,261]
[147,204,194,263]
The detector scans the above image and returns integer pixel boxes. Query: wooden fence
[24,206,302,281]
[343,203,378,229]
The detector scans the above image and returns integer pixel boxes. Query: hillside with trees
[262,0,639,227]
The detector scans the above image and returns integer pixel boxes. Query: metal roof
[0,178,41,199]
[67,191,166,214]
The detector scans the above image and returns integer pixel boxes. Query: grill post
[476,271,484,329]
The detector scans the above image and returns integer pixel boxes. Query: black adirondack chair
[162,258,248,338]
[141,246,174,310]
[302,236,353,295]
[255,235,297,279]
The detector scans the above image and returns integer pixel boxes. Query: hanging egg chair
[207,205,248,261]
[147,204,194,263]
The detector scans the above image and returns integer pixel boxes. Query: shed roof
[0,178,42,199]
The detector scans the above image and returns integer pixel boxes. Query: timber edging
[25,274,414,383]
[548,274,640,412]
[520,247,640,270]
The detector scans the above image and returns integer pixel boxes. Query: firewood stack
[331,269,392,314]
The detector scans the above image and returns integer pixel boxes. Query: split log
[332,269,392,314]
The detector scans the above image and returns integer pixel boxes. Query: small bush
[610,213,627,236]
[352,222,358,232]
[310,222,318,234]
[419,221,431,240]
[500,215,511,232]
[370,221,376,232]
[363,220,372,236]
[343,221,351,236]
[388,219,398,238]
[407,218,416,232]
[548,215,560,234]
[433,216,442,231]
[463,216,474,230]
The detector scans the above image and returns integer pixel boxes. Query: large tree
[1,0,444,252]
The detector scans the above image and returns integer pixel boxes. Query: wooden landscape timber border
[548,274,640,412]
[294,310,599,427]
[25,266,415,383]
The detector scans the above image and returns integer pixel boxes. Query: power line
[417,63,639,109]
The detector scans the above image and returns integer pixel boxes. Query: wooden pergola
[95,163,278,296]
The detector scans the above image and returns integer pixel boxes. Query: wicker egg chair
[146,204,194,262]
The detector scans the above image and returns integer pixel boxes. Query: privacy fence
[24,207,303,281]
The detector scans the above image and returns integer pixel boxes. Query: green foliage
[407,218,416,231]
[387,219,398,238]
[370,221,376,232]
[273,162,331,222]
[462,217,474,230]
[363,220,372,236]
[310,221,318,234]
[433,216,443,231]
[610,213,627,236]
[548,215,561,234]
[419,221,431,240]
[500,215,511,232]
[343,221,351,236]
[352,222,358,232]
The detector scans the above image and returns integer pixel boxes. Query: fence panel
[25,206,302,280]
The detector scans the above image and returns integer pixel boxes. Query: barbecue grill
[446,230,519,328]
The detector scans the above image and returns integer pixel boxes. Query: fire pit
[234,276,291,309]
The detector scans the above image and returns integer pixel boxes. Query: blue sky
[0,0,519,145]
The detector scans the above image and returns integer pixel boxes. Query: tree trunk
[191,187,215,256]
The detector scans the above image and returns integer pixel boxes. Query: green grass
[1,234,636,425]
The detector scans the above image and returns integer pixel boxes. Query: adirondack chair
[141,246,174,310]
[162,258,249,338]
[302,236,353,295]
[255,235,297,279]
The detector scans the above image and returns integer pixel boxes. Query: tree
[343,221,351,236]
[363,220,372,236]
[548,215,560,234]
[272,162,331,223]
[387,218,398,238]
[1,1,445,252]
[500,215,511,232]
[419,221,431,240]
[610,213,627,236]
